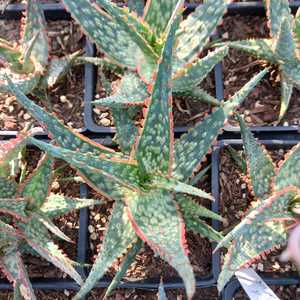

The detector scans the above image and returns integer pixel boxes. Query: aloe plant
[61,0,231,154]
[216,0,300,121]
[216,115,300,291]
[0,0,79,98]
[0,129,100,300]
[6,11,267,298]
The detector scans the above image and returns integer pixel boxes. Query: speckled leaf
[30,139,140,191]
[224,39,276,63]
[104,239,143,298]
[238,115,275,199]
[144,0,180,36]
[274,16,297,62]
[0,247,36,300]
[6,77,119,158]
[264,0,291,37]
[176,0,228,65]
[275,143,300,190]
[125,189,195,300]
[0,177,17,198]
[175,88,220,106]
[112,107,139,155]
[294,8,300,57]
[177,195,223,221]
[74,201,138,300]
[19,219,82,285]
[136,15,178,176]
[279,75,293,121]
[42,52,80,89]
[62,0,149,69]
[0,40,25,73]
[21,154,53,211]
[22,0,49,72]
[128,0,144,16]
[217,188,296,291]
[0,220,20,237]
[281,63,300,87]
[93,73,149,107]
[0,198,27,220]
[41,194,101,218]
[173,69,268,182]
[173,46,228,92]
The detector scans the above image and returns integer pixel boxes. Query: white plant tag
[235,268,280,300]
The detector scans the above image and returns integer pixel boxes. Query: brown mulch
[220,146,296,274]
[0,19,85,131]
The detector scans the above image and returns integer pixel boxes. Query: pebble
[88,225,95,233]
[23,113,31,120]
[100,112,109,119]
[90,232,97,240]
[60,95,67,103]
[94,214,101,221]
[242,193,246,199]
[257,263,264,271]
[100,117,111,126]
[64,290,70,297]
[272,261,280,270]
[241,183,247,190]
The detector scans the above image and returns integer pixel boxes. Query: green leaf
[22,0,49,72]
[175,88,220,106]
[274,16,297,62]
[223,39,277,63]
[0,177,17,198]
[173,69,268,182]
[62,0,150,69]
[136,14,179,176]
[0,198,27,220]
[42,51,80,89]
[275,143,300,190]
[217,188,296,291]
[112,107,139,155]
[93,73,149,108]
[21,154,53,211]
[264,0,291,37]
[30,139,141,192]
[237,115,275,200]
[104,239,143,298]
[226,146,247,174]
[74,201,138,300]
[189,164,211,186]
[0,247,36,300]
[124,189,195,299]
[177,195,223,222]
[172,46,228,92]
[294,8,300,57]
[279,75,293,121]
[144,0,181,37]
[19,219,83,285]
[128,0,144,16]
[41,194,101,218]
[176,0,228,65]
[6,76,120,158]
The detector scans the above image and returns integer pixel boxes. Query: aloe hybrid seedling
[0,0,78,97]
[7,11,267,299]
[216,115,300,291]
[62,0,231,153]
[216,0,300,121]
[0,129,100,300]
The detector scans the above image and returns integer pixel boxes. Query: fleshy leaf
[22,0,49,72]
[217,188,297,291]
[104,239,143,298]
[136,14,178,176]
[62,0,150,69]
[172,46,229,92]
[112,107,139,155]
[0,198,27,220]
[176,0,228,66]
[128,0,144,16]
[237,115,275,200]
[74,201,138,300]
[124,189,195,300]
[279,75,293,121]
[6,76,120,158]
[19,219,82,285]
[93,73,149,107]
[0,247,36,300]
[21,154,53,211]
[173,69,268,182]
[275,143,300,190]
[223,39,277,63]
[175,88,220,106]
[294,7,300,58]
[0,177,17,198]
[29,139,140,191]
[41,194,101,218]
[264,0,291,37]
[144,0,180,37]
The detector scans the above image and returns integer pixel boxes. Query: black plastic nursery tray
[214,138,300,300]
